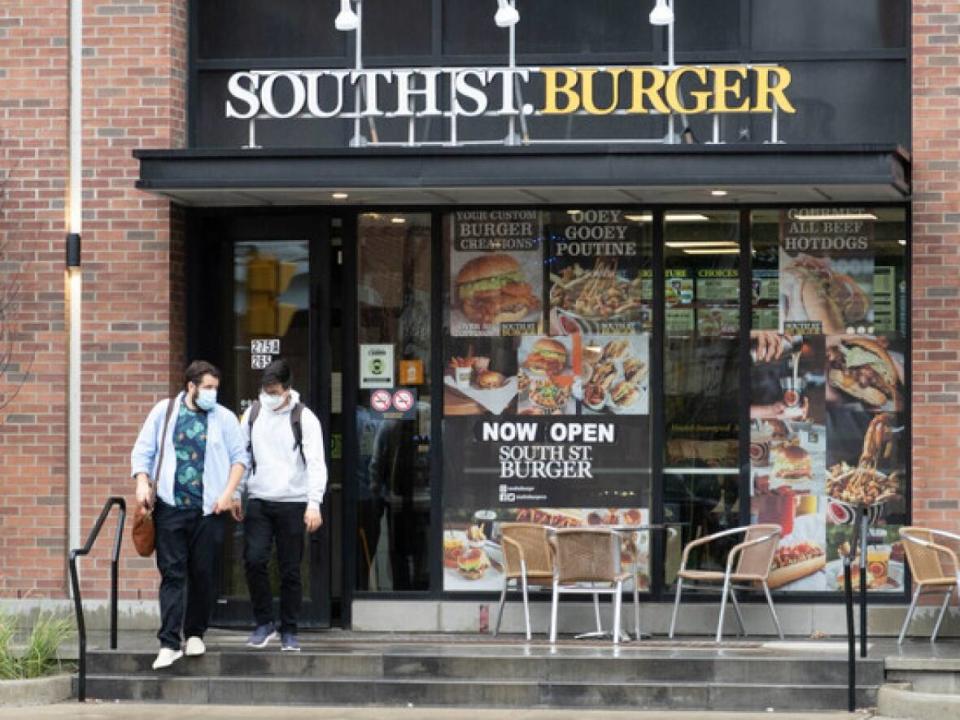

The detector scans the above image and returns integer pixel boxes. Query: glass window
[198,0,345,60]
[662,210,741,578]
[355,213,432,591]
[749,208,907,594]
[221,239,312,603]
[440,208,654,593]
[674,0,741,53]
[751,0,907,52]
[443,0,654,58]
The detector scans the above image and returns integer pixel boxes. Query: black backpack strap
[246,400,261,474]
[291,402,305,466]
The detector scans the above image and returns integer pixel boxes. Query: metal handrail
[69,496,126,703]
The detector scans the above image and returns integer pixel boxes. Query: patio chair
[493,523,555,640]
[898,527,959,644]
[669,524,784,643]
[548,528,630,645]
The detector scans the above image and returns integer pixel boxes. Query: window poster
[449,210,543,337]
[779,209,875,335]
[442,209,652,593]
[441,417,651,591]
[751,209,906,593]
[547,210,648,336]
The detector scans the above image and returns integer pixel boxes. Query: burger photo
[456,547,490,580]
[443,536,465,569]
[771,442,812,480]
[474,370,506,390]
[523,338,568,376]
[827,336,902,410]
[455,253,540,326]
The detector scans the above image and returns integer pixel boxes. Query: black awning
[134,144,910,207]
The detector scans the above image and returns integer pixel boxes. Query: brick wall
[911,4,960,533]
[0,1,187,600]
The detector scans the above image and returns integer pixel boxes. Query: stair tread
[83,673,881,689]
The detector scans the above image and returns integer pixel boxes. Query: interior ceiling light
[494,0,520,28]
[566,209,582,216]
[666,241,739,249]
[710,190,728,197]
[391,217,407,224]
[332,192,349,200]
[335,0,359,32]
[622,213,710,223]
[898,239,907,246]
[792,212,878,221]
[649,0,674,26]
[682,248,740,255]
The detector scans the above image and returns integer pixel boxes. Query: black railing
[843,503,871,712]
[69,496,126,703]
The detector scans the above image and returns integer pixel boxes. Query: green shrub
[0,611,74,680]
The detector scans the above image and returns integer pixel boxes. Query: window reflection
[356,213,432,591]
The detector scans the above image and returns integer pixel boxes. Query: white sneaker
[184,636,206,657]
[152,647,183,670]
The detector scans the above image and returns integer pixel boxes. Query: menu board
[443,209,653,593]
[449,210,543,337]
[750,208,906,594]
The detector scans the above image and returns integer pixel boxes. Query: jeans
[243,499,307,634]
[154,499,226,651]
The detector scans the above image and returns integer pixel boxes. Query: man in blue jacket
[131,360,247,670]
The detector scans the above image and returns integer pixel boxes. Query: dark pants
[154,499,226,651]
[243,499,306,634]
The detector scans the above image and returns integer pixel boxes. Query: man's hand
[135,475,153,510]
[304,507,323,533]
[213,491,234,516]
[230,498,244,522]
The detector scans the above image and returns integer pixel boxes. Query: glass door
[192,212,339,628]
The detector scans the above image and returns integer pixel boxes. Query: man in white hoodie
[240,359,326,651]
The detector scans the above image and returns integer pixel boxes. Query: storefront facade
[2,1,956,635]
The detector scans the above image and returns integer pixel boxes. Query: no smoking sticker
[392,389,414,412]
[370,389,392,412]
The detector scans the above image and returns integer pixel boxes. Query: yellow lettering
[627,67,669,114]
[753,67,796,113]
[579,69,624,115]
[665,67,710,114]
[710,66,750,113]
[541,68,580,114]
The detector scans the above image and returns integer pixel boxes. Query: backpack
[247,400,305,474]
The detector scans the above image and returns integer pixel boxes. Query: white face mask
[197,387,217,412]
[260,391,285,411]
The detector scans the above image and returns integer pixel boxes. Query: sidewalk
[0,705,883,720]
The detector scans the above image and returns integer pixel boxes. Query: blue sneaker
[246,623,277,648]
[280,633,300,652]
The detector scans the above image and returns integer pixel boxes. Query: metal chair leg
[931,587,953,643]
[762,581,783,640]
[493,578,509,637]
[716,575,731,643]
[520,564,531,641]
[898,586,921,645]
[729,588,747,637]
[593,592,602,633]
[549,580,560,644]
[632,570,641,640]
[612,582,623,646]
[669,577,683,639]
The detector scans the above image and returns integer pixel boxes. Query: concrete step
[78,674,880,711]
[84,649,886,687]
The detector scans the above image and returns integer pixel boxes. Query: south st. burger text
[482,421,615,480]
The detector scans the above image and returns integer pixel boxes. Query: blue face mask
[196,387,217,412]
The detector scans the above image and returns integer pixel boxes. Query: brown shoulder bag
[132,398,176,557]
